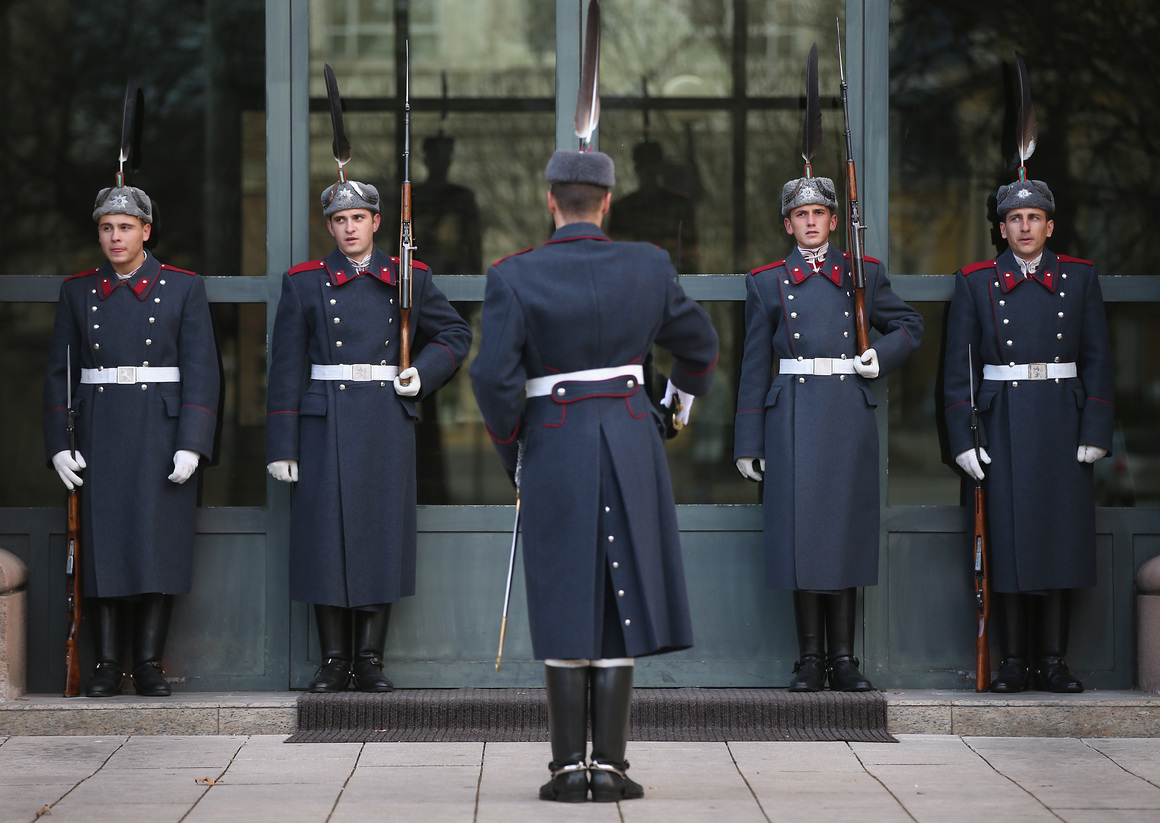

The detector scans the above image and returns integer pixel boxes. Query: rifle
[969,346,992,691]
[835,20,870,355]
[398,41,415,385]
[64,346,82,697]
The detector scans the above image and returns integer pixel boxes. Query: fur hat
[321,180,381,217]
[93,185,153,223]
[545,150,615,188]
[995,179,1055,217]
[780,176,838,216]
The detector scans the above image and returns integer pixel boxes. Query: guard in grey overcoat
[44,184,220,698]
[944,177,1112,693]
[266,177,470,693]
[471,150,717,801]
[734,174,922,692]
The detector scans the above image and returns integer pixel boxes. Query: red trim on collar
[98,272,157,301]
[288,259,326,276]
[960,260,997,275]
[331,265,395,286]
[544,235,611,246]
[789,262,843,286]
[750,260,786,276]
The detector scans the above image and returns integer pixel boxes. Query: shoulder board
[960,260,997,276]
[389,257,430,271]
[1056,254,1094,266]
[159,264,198,276]
[65,267,101,282]
[749,260,786,276]
[842,252,881,265]
[288,259,327,276]
[491,247,534,267]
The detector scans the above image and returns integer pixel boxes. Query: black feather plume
[574,0,601,147]
[801,43,822,176]
[1014,51,1038,177]
[324,63,352,176]
[117,79,137,180]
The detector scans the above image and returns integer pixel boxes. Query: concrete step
[1,689,1159,737]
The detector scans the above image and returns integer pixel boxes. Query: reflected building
[608,140,700,273]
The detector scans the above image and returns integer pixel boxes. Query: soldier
[943,177,1112,693]
[734,174,922,692]
[265,174,471,693]
[470,150,718,802]
[44,183,221,697]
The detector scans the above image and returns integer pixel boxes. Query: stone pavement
[1,734,1158,823]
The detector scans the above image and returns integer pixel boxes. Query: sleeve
[43,281,82,463]
[866,259,923,375]
[410,267,472,401]
[1077,268,1114,451]
[653,263,719,396]
[468,267,527,474]
[175,275,221,458]
[733,273,774,461]
[943,272,985,458]
[265,273,309,462]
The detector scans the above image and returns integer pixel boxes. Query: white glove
[168,450,200,484]
[853,347,880,379]
[735,457,765,482]
[267,459,299,483]
[1077,445,1107,463]
[51,450,86,490]
[955,447,991,481]
[661,379,695,426]
[394,366,421,397]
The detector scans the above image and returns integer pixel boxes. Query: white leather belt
[80,366,181,384]
[311,364,399,382]
[983,362,1077,381]
[779,357,857,376]
[526,365,644,398]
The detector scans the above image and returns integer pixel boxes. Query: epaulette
[1057,254,1094,266]
[842,252,881,265]
[65,267,101,282]
[491,247,534,267]
[288,259,327,276]
[160,264,198,276]
[749,260,786,276]
[390,257,430,271]
[960,260,997,276]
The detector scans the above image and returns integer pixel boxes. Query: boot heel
[589,760,644,802]
[539,763,588,802]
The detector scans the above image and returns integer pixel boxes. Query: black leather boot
[307,604,352,692]
[131,593,173,696]
[86,598,124,697]
[352,605,394,692]
[825,589,873,691]
[991,593,1030,693]
[1032,589,1084,693]
[539,665,590,802]
[788,591,826,691]
[589,664,644,802]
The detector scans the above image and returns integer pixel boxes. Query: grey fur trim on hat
[996,179,1055,217]
[781,176,838,215]
[93,186,153,223]
[321,180,381,217]
[545,150,615,188]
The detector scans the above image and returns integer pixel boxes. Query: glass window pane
[0,1,266,278]
[888,1,1160,276]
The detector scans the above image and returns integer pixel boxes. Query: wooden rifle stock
[398,180,413,379]
[837,26,870,356]
[64,488,82,697]
[973,481,992,691]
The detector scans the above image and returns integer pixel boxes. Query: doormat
[286,688,896,743]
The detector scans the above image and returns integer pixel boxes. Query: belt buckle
[351,364,372,382]
[117,366,137,384]
[814,358,833,376]
[1028,363,1048,380]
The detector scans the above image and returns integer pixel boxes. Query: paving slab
[182,783,342,823]
[1084,738,1160,786]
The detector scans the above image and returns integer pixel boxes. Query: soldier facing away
[470,149,718,802]
[265,173,471,693]
[44,183,221,697]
